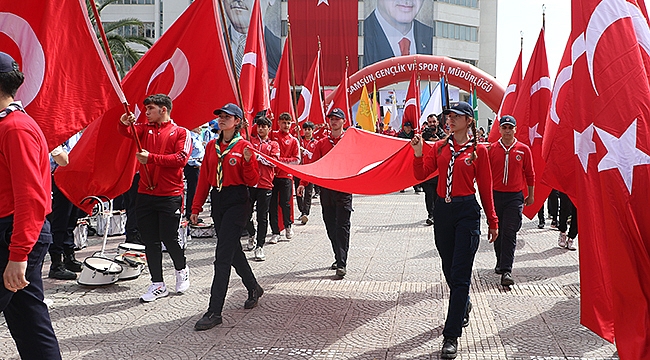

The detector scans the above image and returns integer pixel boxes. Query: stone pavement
[0,191,619,359]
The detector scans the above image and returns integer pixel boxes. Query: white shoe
[300,214,309,225]
[175,266,190,294]
[268,234,280,244]
[285,225,294,240]
[558,232,567,248]
[254,246,266,261]
[247,236,256,251]
[140,282,169,302]
[566,237,577,251]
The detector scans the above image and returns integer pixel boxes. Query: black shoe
[194,312,222,331]
[49,263,77,280]
[550,219,558,228]
[330,262,338,270]
[244,284,264,309]
[537,220,545,229]
[425,217,434,226]
[64,253,83,272]
[494,266,504,274]
[336,267,346,277]
[462,301,472,328]
[501,272,515,286]
[441,337,458,359]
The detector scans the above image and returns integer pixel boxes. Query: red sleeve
[524,145,535,186]
[118,119,145,139]
[241,141,260,186]
[475,145,498,229]
[192,139,215,215]
[148,127,190,167]
[279,136,300,164]
[271,142,280,159]
[413,142,439,180]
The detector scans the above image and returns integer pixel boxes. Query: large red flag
[0,0,125,150]
[402,70,421,132]
[296,50,326,127]
[288,0,357,85]
[488,50,522,143]
[270,39,295,131]
[56,0,237,213]
[543,0,650,357]
[327,67,351,128]
[240,0,270,134]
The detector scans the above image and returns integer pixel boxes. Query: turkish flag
[240,0,270,135]
[327,67,352,128]
[488,50,522,143]
[543,0,650,357]
[0,0,125,151]
[288,0,357,85]
[56,0,237,213]
[402,70,421,132]
[270,39,295,131]
[296,51,326,127]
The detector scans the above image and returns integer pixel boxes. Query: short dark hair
[278,112,292,122]
[143,94,172,112]
[255,116,272,127]
[0,70,24,98]
[302,121,314,129]
[427,114,437,121]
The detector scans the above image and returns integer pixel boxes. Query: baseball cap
[327,108,346,120]
[443,102,474,118]
[403,121,413,127]
[208,119,220,130]
[213,103,243,119]
[0,52,19,73]
[499,115,517,127]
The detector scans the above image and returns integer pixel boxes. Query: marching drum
[114,253,146,280]
[189,223,215,238]
[78,256,123,286]
[117,243,146,255]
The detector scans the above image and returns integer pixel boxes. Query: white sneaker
[247,236,256,251]
[566,237,577,251]
[268,234,280,244]
[285,225,294,240]
[558,232,567,248]
[300,214,309,225]
[175,266,190,294]
[254,246,266,261]
[140,282,169,302]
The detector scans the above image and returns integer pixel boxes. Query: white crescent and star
[317,0,330,6]
[528,123,543,146]
[298,88,312,122]
[497,83,516,118]
[574,124,596,173]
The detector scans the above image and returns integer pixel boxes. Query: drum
[117,243,146,255]
[78,256,123,286]
[97,212,127,236]
[189,223,215,238]
[73,219,89,250]
[114,253,145,280]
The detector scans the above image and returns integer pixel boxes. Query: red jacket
[250,135,280,190]
[118,120,191,196]
[271,130,300,179]
[488,140,535,192]
[300,137,318,165]
[0,109,52,262]
[413,139,498,229]
[192,138,259,214]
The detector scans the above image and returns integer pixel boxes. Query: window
[107,22,155,39]
[281,20,288,37]
[110,0,155,4]
[435,0,479,8]
[434,21,478,42]
[358,20,364,37]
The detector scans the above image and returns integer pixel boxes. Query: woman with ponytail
[411,101,498,359]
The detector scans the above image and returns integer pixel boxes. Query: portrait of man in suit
[224,0,281,78]
[363,0,433,67]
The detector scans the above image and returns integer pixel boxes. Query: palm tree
[86,0,154,77]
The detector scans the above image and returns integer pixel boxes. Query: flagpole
[217,0,249,140]
[88,0,155,190]
[542,4,546,30]
[287,16,300,135]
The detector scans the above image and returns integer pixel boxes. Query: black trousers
[136,194,186,283]
[246,187,272,247]
[208,186,258,314]
[548,189,559,222]
[294,177,314,216]
[493,191,524,273]
[184,165,200,220]
[47,177,81,256]
[421,176,439,219]
[0,218,61,360]
[320,188,352,268]
[269,177,293,234]
[433,195,480,339]
[123,173,140,238]
[558,192,578,238]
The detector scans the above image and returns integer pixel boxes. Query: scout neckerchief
[498,138,517,186]
[0,102,25,119]
[444,135,473,203]
[328,132,344,147]
[215,132,242,191]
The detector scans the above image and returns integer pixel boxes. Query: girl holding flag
[411,101,498,359]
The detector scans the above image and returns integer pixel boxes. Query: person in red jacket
[295,121,318,224]
[0,52,61,359]
[411,102,498,359]
[268,112,300,243]
[246,116,280,261]
[488,115,535,287]
[119,94,192,302]
[191,103,263,331]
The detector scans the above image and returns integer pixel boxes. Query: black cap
[403,121,413,127]
[499,115,517,127]
[0,52,19,73]
[443,102,473,118]
[327,108,346,120]
[213,103,243,119]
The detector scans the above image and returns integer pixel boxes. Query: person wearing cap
[202,120,220,146]
[297,108,353,278]
[0,52,62,358]
[295,121,318,225]
[397,121,415,139]
[191,103,263,331]
[488,115,535,287]
[119,94,192,302]
[411,101,498,359]
[268,112,301,243]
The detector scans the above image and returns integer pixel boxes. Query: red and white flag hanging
[296,50,326,127]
